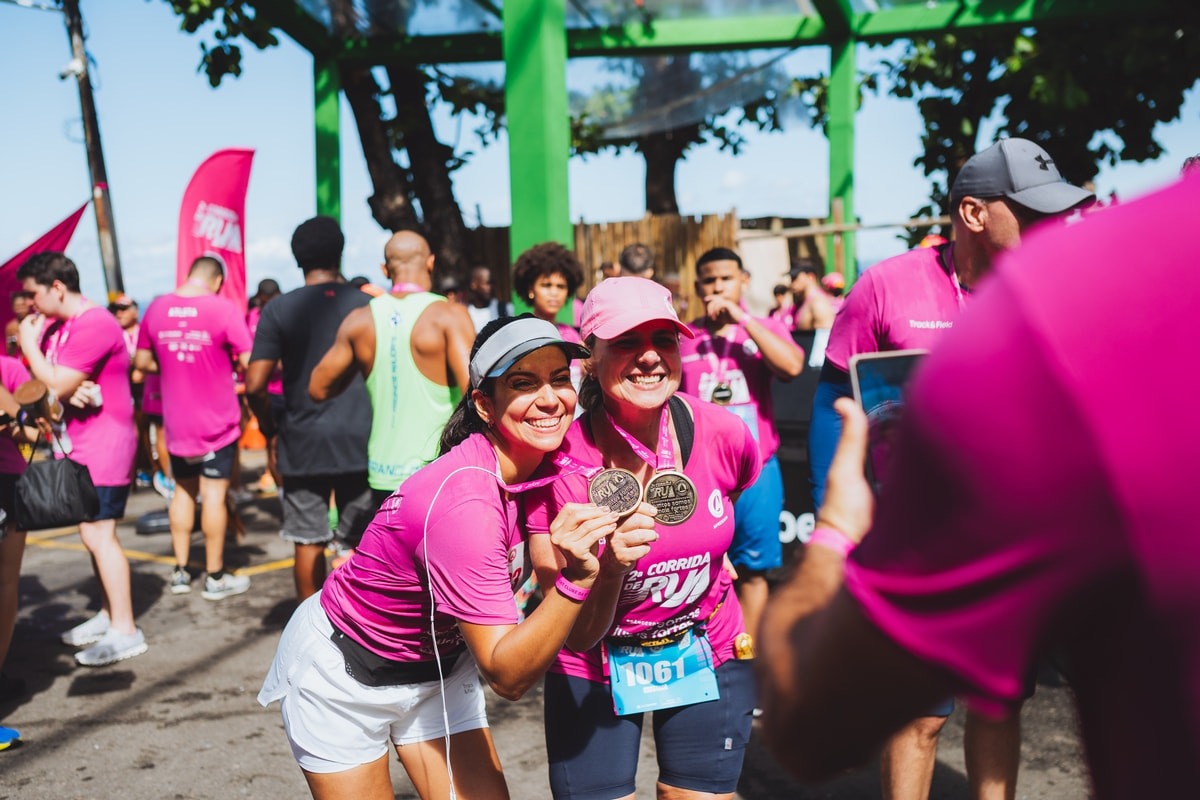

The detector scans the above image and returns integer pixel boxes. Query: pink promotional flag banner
[177,148,254,313]
[0,200,89,337]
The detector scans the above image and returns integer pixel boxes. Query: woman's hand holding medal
[599,501,659,577]
[548,503,620,587]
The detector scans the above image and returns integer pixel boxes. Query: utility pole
[61,0,124,297]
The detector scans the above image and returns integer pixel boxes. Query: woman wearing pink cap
[259,316,647,800]
[526,277,762,800]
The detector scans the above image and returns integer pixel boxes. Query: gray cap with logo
[951,138,1095,215]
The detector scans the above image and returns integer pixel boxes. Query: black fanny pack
[330,629,463,687]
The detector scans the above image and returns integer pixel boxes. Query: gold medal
[734,632,755,660]
[588,468,643,517]
[643,471,697,525]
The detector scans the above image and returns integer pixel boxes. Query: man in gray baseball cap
[952,137,1095,215]
[807,136,1092,800]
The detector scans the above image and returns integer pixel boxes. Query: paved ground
[0,450,1092,799]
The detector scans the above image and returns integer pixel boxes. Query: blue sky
[2,0,1196,306]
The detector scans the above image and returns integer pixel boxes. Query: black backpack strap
[667,394,694,468]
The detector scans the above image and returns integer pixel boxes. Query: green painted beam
[314,57,341,219]
[504,0,572,318]
[827,37,856,284]
[331,16,826,66]
[810,0,855,36]
[566,14,827,57]
[271,0,1161,65]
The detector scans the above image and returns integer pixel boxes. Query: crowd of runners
[0,139,1197,800]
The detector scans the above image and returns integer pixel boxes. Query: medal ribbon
[604,406,677,472]
[390,282,427,295]
[550,450,604,481]
[44,308,86,367]
[703,329,738,394]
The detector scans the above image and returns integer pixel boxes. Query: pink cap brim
[586,313,694,341]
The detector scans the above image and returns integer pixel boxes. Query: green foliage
[432,67,505,145]
[155,0,278,87]
[878,12,1200,245]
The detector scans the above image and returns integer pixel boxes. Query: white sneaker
[168,567,192,595]
[61,611,111,647]
[202,572,250,601]
[74,628,147,667]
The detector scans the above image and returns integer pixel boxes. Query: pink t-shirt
[246,306,283,396]
[321,434,529,662]
[138,293,252,457]
[843,176,1200,800]
[525,394,760,682]
[40,306,136,487]
[0,356,30,475]
[679,315,794,463]
[141,372,163,416]
[823,244,967,372]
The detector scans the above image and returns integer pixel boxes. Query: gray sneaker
[74,628,147,667]
[168,567,192,594]
[202,572,250,601]
[60,611,111,647]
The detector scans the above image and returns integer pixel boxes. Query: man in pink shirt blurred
[16,252,144,667]
[136,256,253,601]
[761,174,1200,800]
[808,138,1093,800]
[679,247,804,647]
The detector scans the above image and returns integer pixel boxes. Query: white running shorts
[259,592,489,773]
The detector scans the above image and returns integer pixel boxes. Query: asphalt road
[0,452,1091,799]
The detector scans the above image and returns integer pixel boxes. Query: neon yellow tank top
[365,292,461,491]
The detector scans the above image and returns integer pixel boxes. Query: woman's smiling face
[588,320,681,413]
[477,346,576,456]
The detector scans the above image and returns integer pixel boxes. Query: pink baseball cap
[580,277,694,341]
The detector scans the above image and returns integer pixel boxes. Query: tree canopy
[882,13,1200,242]
[156,1,1200,260]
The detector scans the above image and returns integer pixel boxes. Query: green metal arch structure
[254,0,1172,279]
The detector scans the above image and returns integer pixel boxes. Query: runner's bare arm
[744,316,805,380]
[16,315,88,400]
[133,347,158,374]
[758,398,947,779]
[459,503,616,700]
[531,502,659,654]
[245,359,278,438]
[310,307,374,401]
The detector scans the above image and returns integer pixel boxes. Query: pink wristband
[808,526,856,558]
[555,572,591,602]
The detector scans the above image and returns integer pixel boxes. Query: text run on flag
[177,149,255,313]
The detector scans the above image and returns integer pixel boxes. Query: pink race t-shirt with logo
[679,315,793,464]
[843,177,1200,799]
[321,433,529,662]
[525,394,760,682]
[823,245,967,371]
[40,306,136,487]
[138,293,252,457]
[0,356,30,475]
